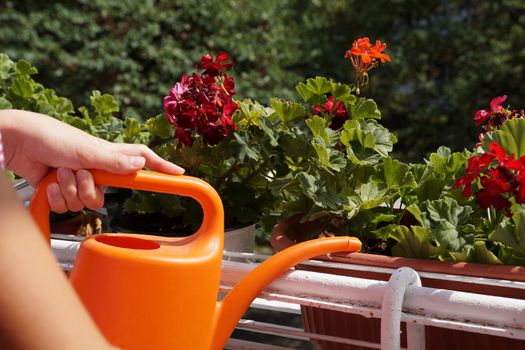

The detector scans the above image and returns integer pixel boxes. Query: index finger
[111,143,185,175]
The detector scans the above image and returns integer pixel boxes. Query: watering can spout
[211,236,361,350]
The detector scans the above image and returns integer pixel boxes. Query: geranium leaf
[270,98,306,123]
[233,133,260,162]
[421,197,476,250]
[234,98,275,126]
[15,59,38,76]
[356,182,389,209]
[415,173,446,202]
[350,97,381,120]
[429,146,468,178]
[11,77,34,98]
[90,90,119,118]
[329,81,356,104]
[370,213,397,225]
[450,241,502,264]
[390,225,443,259]
[0,54,15,80]
[297,172,341,210]
[259,118,279,147]
[0,96,12,109]
[311,137,330,168]
[342,120,395,160]
[483,118,525,158]
[491,207,525,257]
[381,157,416,190]
[145,114,173,139]
[295,76,332,105]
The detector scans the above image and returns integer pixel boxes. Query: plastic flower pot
[271,215,525,350]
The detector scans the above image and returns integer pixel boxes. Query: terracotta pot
[271,215,525,350]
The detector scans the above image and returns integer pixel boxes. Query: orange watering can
[29,170,361,349]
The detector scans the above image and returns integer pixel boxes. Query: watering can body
[30,170,362,350]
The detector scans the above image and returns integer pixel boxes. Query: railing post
[381,267,425,350]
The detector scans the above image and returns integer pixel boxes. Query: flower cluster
[454,142,525,215]
[474,95,525,133]
[163,52,238,147]
[313,96,350,129]
[344,37,391,94]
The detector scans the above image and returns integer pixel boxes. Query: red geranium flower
[474,95,507,127]
[455,142,525,216]
[313,96,350,129]
[163,53,238,147]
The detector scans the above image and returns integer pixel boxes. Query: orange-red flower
[345,37,391,65]
[344,37,391,94]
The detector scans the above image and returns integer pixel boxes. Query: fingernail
[76,169,89,181]
[174,165,185,174]
[47,183,60,196]
[129,156,145,169]
[58,167,69,179]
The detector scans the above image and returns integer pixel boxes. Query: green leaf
[429,146,467,176]
[0,54,15,80]
[415,173,446,202]
[483,118,525,158]
[350,97,381,120]
[372,224,399,240]
[258,118,279,147]
[122,117,148,143]
[329,81,356,104]
[11,77,34,98]
[268,174,294,195]
[370,213,397,225]
[90,90,119,117]
[297,172,341,210]
[421,197,476,250]
[491,207,525,257]
[381,157,416,190]
[450,241,502,264]
[15,59,38,76]
[295,76,332,105]
[270,98,306,123]
[234,133,260,162]
[356,182,389,209]
[234,98,275,126]
[145,114,173,139]
[341,119,396,163]
[0,97,12,109]
[306,116,337,145]
[391,225,444,259]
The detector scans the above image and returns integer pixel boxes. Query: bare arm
[0,172,114,349]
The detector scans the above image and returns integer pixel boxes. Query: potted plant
[112,53,279,252]
[264,38,525,348]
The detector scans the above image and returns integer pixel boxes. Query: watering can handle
[28,169,224,241]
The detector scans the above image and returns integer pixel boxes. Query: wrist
[0,110,49,171]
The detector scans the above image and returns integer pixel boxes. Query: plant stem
[214,161,239,190]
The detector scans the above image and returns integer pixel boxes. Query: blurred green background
[1,0,524,161]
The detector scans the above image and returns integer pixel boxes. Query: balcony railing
[52,239,525,349]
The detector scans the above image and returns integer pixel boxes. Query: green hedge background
[1,0,524,161]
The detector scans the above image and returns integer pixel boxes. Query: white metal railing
[51,239,525,349]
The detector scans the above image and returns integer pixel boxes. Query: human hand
[0,110,184,212]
